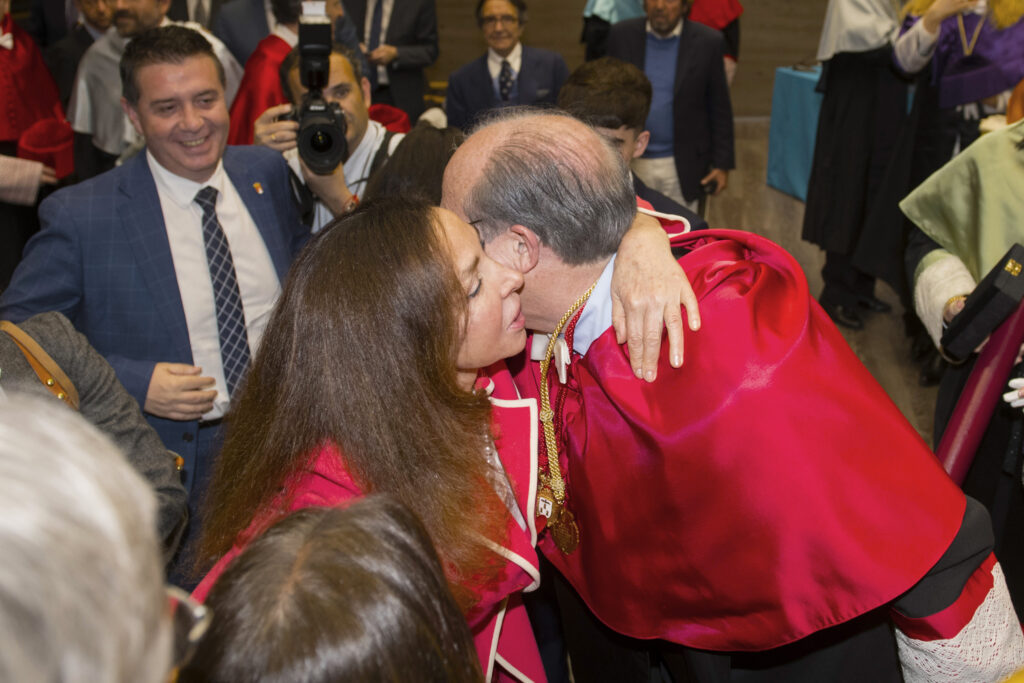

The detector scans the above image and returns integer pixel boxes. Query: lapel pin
[253,182,264,195]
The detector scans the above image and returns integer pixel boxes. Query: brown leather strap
[1,320,80,410]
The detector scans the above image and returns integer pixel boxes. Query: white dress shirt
[148,151,281,419]
[487,40,523,81]
[286,119,404,232]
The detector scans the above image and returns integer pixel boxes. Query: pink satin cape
[193,382,546,682]
[513,228,965,652]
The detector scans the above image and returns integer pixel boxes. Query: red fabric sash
[515,229,964,652]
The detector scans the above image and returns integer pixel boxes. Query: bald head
[441,110,635,266]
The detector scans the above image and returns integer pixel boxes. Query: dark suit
[213,1,369,82]
[445,45,569,131]
[25,0,70,47]
[43,23,93,109]
[634,173,707,230]
[0,146,307,488]
[167,0,225,30]
[211,0,265,66]
[607,18,734,203]
[345,0,438,120]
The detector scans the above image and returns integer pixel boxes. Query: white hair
[0,395,172,683]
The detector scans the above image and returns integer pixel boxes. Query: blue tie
[367,0,384,89]
[193,186,252,398]
[499,60,514,101]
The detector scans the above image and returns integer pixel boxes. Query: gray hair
[464,108,636,265]
[0,396,171,683]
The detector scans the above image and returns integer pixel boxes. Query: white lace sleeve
[894,19,939,74]
[896,562,1024,682]
[914,251,976,348]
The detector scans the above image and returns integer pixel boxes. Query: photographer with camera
[254,32,403,232]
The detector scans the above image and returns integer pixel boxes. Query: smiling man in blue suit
[445,0,568,131]
[0,25,308,582]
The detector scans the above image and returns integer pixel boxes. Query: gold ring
[270,132,277,142]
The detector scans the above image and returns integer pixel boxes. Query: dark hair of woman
[196,197,507,610]
[180,497,483,683]
[363,122,466,205]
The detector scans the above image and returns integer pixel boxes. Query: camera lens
[310,129,332,153]
[296,96,348,174]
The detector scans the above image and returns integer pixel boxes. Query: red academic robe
[512,228,966,652]
[227,34,292,146]
[0,13,62,144]
[688,0,744,31]
[193,364,546,682]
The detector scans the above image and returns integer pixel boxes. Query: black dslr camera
[290,15,347,174]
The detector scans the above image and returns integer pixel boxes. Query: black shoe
[857,295,892,314]
[822,301,864,330]
[918,347,946,387]
[910,330,934,362]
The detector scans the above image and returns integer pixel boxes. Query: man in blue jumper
[607,0,733,212]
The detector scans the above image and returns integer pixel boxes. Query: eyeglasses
[481,14,518,27]
[166,585,212,679]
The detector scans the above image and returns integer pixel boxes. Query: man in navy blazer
[607,0,733,208]
[0,26,307,581]
[446,0,568,132]
[345,0,438,121]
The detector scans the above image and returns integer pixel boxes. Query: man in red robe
[0,0,63,286]
[441,109,1024,682]
[226,0,345,146]
[227,32,293,146]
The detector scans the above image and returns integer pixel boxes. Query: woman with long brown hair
[194,196,545,681]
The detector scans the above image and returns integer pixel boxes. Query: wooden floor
[707,118,940,445]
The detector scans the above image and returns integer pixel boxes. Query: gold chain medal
[536,279,599,554]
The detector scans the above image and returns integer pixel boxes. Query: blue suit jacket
[0,146,308,481]
[212,0,267,67]
[607,18,734,203]
[445,45,569,131]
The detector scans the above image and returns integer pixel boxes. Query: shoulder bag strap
[0,320,80,410]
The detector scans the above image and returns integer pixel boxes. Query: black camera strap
[368,130,398,179]
[288,167,318,227]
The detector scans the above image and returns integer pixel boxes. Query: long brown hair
[197,198,508,610]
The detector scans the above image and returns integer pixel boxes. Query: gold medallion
[551,508,580,554]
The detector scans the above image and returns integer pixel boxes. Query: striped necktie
[499,60,514,101]
[193,186,252,397]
